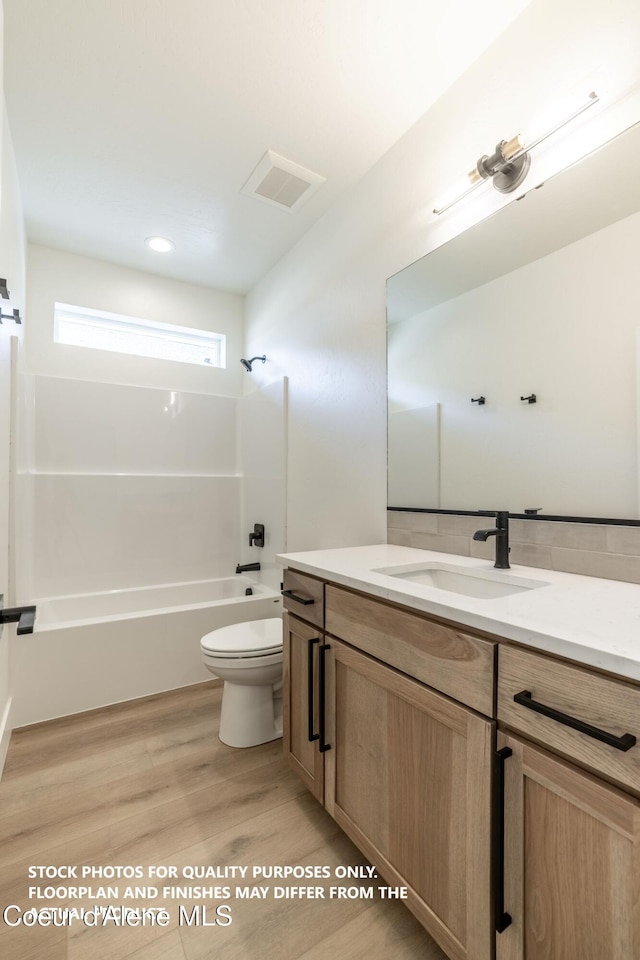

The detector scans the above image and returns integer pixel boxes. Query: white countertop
[277,544,640,682]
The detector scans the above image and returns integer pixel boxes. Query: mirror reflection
[387,122,640,520]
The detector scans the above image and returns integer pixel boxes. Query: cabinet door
[325,639,494,960]
[497,731,640,960]
[283,612,324,802]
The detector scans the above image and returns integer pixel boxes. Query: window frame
[53,302,226,369]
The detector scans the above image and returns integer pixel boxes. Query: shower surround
[13,375,287,725]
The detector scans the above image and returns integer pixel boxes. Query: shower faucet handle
[249,523,265,548]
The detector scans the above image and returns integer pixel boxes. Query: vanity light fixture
[433,92,600,215]
[145,236,174,253]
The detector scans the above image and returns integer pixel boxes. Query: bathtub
[12,577,282,727]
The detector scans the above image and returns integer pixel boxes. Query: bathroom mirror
[387,120,640,521]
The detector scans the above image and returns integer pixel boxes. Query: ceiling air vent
[241,150,325,212]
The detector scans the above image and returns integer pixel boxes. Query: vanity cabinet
[281,552,640,960]
[283,571,497,960]
[282,568,325,629]
[283,612,325,801]
[496,731,640,960]
[325,638,494,960]
[497,644,640,794]
[282,569,327,802]
[496,644,640,960]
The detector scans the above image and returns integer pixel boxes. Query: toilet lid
[201,617,283,657]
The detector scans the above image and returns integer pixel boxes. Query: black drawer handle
[514,690,636,752]
[282,589,314,606]
[318,643,331,753]
[494,746,512,934]
[307,638,320,743]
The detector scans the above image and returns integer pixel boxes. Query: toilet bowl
[200,617,283,748]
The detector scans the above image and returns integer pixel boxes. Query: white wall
[26,244,244,395]
[245,0,640,552]
[238,378,287,592]
[0,98,27,776]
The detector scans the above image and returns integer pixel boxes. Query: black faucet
[472,511,510,569]
[236,562,261,574]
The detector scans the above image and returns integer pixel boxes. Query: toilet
[200,618,283,748]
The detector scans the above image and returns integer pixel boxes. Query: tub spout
[236,562,261,573]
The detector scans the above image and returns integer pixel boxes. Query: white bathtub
[12,577,282,727]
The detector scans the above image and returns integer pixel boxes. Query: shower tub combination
[12,576,282,727]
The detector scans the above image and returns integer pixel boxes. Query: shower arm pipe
[240,355,266,372]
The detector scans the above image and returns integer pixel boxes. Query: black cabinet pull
[282,589,314,606]
[514,690,636,752]
[494,746,513,934]
[318,643,331,753]
[0,605,36,635]
[307,638,320,743]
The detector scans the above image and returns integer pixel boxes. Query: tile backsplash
[387,511,640,585]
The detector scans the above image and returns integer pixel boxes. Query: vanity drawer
[325,584,496,716]
[282,569,324,628]
[498,644,640,794]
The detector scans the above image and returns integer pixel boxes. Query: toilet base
[219,680,283,748]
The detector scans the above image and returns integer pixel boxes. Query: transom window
[54,303,226,368]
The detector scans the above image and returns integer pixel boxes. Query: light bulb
[518,92,599,152]
[145,236,174,253]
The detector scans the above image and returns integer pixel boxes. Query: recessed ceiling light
[145,236,174,253]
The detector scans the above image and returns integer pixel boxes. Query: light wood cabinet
[498,643,640,794]
[283,612,325,802]
[282,568,325,628]
[283,571,497,960]
[325,638,494,960]
[282,565,640,960]
[282,569,327,802]
[325,584,496,716]
[496,644,640,960]
[497,730,640,960]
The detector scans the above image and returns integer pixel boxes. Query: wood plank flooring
[0,682,447,960]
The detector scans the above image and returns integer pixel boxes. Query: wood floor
[0,682,447,960]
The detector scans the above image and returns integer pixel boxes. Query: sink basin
[372,562,549,600]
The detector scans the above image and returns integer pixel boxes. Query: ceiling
[3,0,531,294]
